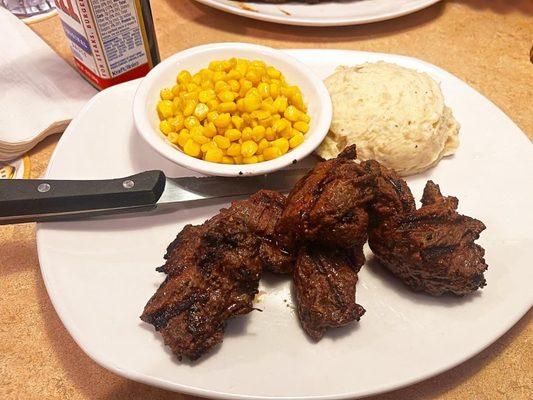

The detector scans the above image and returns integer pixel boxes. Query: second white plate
[192,0,442,26]
[37,49,533,399]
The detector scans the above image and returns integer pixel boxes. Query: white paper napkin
[0,8,97,161]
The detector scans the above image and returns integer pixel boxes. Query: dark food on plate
[276,145,374,255]
[294,246,365,341]
[141,190,291,360]
[368,176,488,296]
[142,146,489,360]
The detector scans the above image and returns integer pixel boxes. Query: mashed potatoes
[317,62,459,176]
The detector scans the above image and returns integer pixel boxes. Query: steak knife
[0,169,308,225]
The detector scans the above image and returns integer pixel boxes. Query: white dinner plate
[37,49,533,399]
[192,0,442,26]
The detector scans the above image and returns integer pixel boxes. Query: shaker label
[56,0,157,89]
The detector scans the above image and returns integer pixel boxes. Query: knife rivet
[37,183,50,193]
[123,180,135,189]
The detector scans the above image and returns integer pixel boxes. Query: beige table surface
[1,1,532,399]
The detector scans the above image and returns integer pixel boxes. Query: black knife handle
[0,170,166,221]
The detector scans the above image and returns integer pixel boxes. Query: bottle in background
[56,0,160,90]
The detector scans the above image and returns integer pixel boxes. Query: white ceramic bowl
[133,42,332,176]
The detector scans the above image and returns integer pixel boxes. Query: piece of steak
[141,190,292,361]
[294,246,365,341]
[368,181,488,296]
[276,145,374,260]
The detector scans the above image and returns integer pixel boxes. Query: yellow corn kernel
[191,74,202,86]
[235,59,249,75]
[183,139,201,157]
[206,99,220,110]
[260,102,276,114]
[273,96,288,113]
[258,116,274,128]
[200,80,213,90]
[198,89,216,103]
[243,94,262,112]
[293,121,309,133]
[209,60,223,71]
[233,155,243,164]
[177,70,192,84]
[257,155,264,162]
[269,82,280,99]
[171,84,181,96]
[159,120,173,135]
[266,66,281,79]
[272,118,290,134]
[201,141,218,153]
[167,131,179,145]
[177,129,190,147]
[257,138,270,155]
[214,80,229,93]
[257,82,270,99]
[281,85,298,98]
[171,92,181,106]
[241,113,252,127]
[226,67,242,80]
[251,110,271,121]
[160,88,174,101]
[263,146,282,161]
[231,115,243,130]
[194,103,209,121]
[184,116,200,129]
[213,70,227,82]
[223,59,235,71]
[181,91,198,103]
[183,100,196,117]
[284,105,300,122]
[236,98,245,112]
[157,100,174,119]
[200,68,214,80]
[204,148,224,163]
[291,91,306,111]
[289,131,305,148]
[218,102,237,113]
[184,83,197,95]
[242,155,259,164]
[190,127,209,144]
[265,127,276,141]
[222,156,234,164]
[251,125,265,142]
[272,137,289,154]
[227,79,240,92]
[239,79,253,97]
[227,142,241,156]
[225,129,241,142]
[214,113,231,128]
[245,69,261,85]
[241,140,258,157]
[217,90,235,103]
[207,111,219,123]
[169,115,184,131]
[281,127,294,139]
[299,112,311,123]
[213,135,231,149]
[241,127,253,141]
[203,121,217,138]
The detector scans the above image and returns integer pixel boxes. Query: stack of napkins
[0,8,97,161]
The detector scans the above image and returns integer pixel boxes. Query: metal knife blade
[157,168,308,205]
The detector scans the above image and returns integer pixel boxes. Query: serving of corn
[156,58,311,164]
